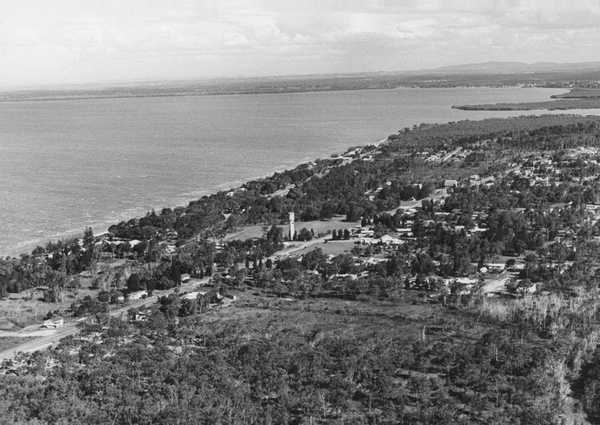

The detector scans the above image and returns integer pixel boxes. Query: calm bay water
[0,87,594,255]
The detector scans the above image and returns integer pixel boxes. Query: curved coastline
[3,138,389,257]
[0,87,581,257]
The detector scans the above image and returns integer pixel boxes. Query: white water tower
[288,212,295,240]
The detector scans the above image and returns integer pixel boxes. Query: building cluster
[292,143,600,299]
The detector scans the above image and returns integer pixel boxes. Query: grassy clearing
[0,337,36,352]
[224,216,358,241]
[477,292,594,330]
[0,286,98,329]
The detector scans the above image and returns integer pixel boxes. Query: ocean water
[0,87,593,255]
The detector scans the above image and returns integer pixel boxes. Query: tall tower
[288,212,295,240]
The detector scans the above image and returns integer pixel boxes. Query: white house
[182,291,207,300]
[129,290,147,301]
[444,179,458,188]
[42,318,64,329]
[486,263,505,272]
[380,235,404,245]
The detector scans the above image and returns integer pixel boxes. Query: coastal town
[5,115,600,422]
[8,0,600,422]
[3,116,600,338]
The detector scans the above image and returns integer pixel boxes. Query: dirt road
[0,278,208,362]
[0,222,366,361]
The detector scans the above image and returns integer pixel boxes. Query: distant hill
[426,61,600,75]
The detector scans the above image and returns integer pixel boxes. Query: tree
[179,298,196,316]
[412,252,435,275]
[332,254,355,274]
[266,225,283,248]
[126,274,144,292]
[83,227,94,248]
[302,248,327,271]
[298,228,313,242]
[159,294,181,320]
[346,204,365,222]
[97,291,110,303]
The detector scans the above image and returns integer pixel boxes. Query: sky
[2,0,600,88]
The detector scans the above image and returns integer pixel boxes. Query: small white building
[444,179,458,188]
[486,263,505,272]
[42,318,64,329]
[380,235,404,246]
[182,291,207,300]
[128,290,147,301]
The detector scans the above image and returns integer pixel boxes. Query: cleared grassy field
[224,216,359,241]
[0,336,36,352]
[0,286,98,329]
[205,288,437,339]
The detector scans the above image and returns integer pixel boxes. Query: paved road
[0,278,208,362]
[268,236,330,261]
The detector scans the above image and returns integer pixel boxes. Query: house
[331,273,359,280]
[42,318,64,329]
[486,263,505,272]
[455,277,477,285]
[396,228,413,237]
[364,257,387,265]
[380,235,404,246]
[507,263,525,272]
[163,244,177,255]
[99,252,115,261]
[359,237,379,245]
[586,204,600,213]
[444,179,458,188]
[128,290,147,301]
[481,176,496,187]
[182,291,207,300]
[132,311,149,321]
[516,281,538,295]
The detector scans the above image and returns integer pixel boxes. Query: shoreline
[452,89,600,111]
[0,86,579,258]
[4,105,598,258]
[2,137,389,258]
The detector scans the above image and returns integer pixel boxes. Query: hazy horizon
[4,1,600,89]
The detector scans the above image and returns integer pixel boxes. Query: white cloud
[1,0,600,87]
